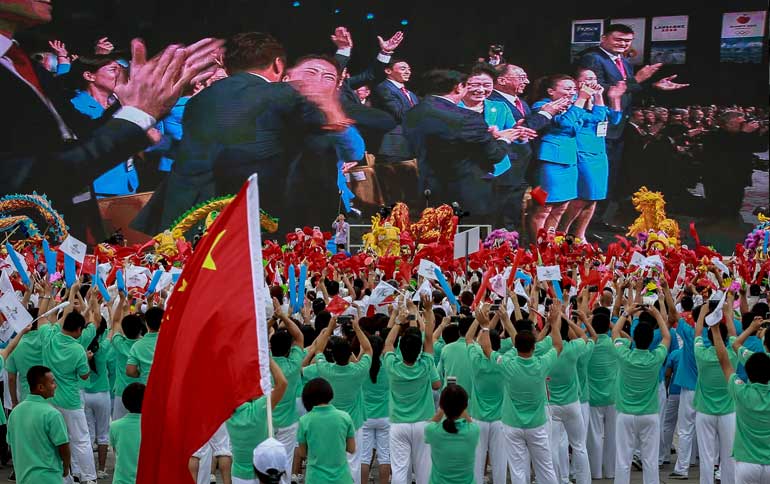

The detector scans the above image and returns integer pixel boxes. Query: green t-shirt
[314,353,372,430]
[587,334,618,407]
[736,345,756,366]
[499,348,558,429]
[76,323,96,350]
[467,343,503,422]
[433,337,446,365]
[297,404,355,484]
[576,340,594,403]
[613,338,668,415]
[226,397,269,480]
[548,339,588,406]
[728,373,770,464]
[109,413,142,484]
[438,340,473,393]
[84,334,112,394]
[6,394,69,484]
[272,346,307,429]
[110,333,141,397]
[499,338,514,354]
[383,351,440,423]
[6,329,46,402]
[43,331,90,410]
[424,419,480,484]
[694,336,738,415]
[363,361,389,420]
[126,331,159,384]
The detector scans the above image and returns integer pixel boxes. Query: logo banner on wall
[650,15,689,64]
[611,17,647,65]
[570,19,604,63]
[720,11,768,63]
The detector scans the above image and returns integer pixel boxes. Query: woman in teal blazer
[527,74,592,239]
[559,69,625,240]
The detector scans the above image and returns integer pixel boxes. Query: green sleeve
[48,412,70,446]
[345,413,355,439]
[126,346,139,366]
[427,356,440,383]
[6,352,16,373]
[541,348,558,374]
[297,418,307,445]
[76,350,90,378]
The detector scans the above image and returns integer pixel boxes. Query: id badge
[596,121,608,137]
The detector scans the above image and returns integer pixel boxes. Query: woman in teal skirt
[527,75,592,239]
[558,68,625,240]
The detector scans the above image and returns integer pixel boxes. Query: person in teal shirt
[7,323,51,407]
[361,335,391,484]
[382,299,440,484]
[437,316,474,392]
[298,378,356,484]
[712,320,770,483]
[109,382,145,484]
[424,384,479,484]
[126,307,163,383]
[611,305,670,484]
[82,315,112,479]
[483,301,564,484]
[7,365,71,484]
[109,311,143,419]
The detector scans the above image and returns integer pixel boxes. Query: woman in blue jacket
[558,69,625,241]
[527,74,592,239]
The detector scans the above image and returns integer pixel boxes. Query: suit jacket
[371,80,418,123]
[488,90,550,132]
[132,72,327,234]
[531,99,587,166]
[0,46,149,240]
[577,48,643,139]
[403,96,508,217]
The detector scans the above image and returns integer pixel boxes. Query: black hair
[458,317,474,336]
[604,24,635,36]
[270,329,292,358]
[121,314,144,339]
[489,329,501,352]
[62,311,86,332]
[291,54,343,77]
[314,311,331,338]
[513,318,534,334]
[459,291,474,307]
[559,318,570,341]
[442,324,460,344]
[469,63,499,81]
[325,280,340,297]
[145,307,164,331]
[122,382,146,413]
[86,316,109,374]
[270,285,284,305]
[592,312,611,334]
[528,74,574,105]
[681,296,694,312]
[633,322,654,350]
[311,298,326,315]
[707,323,728,347]
[399,332,422,364]
[67,54,122,90]
[439,384,468,434]
[638,310,658,329]
[27,365,52,392]
[302,377,334,411]
[752,302,769,319]
[331,337,352,365]
[432,290,445,305]
[300,324,316,347]
[433,308,447,320]
[514,331,536,353]
[369,335,384,383]
[255,469,283,484]
[385,57,409,70]
[224,32,286,74]
[423,69,468,96]
[745,352,770,384]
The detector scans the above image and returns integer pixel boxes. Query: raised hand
[634,63,662,83]
[378,31,404,54]
[653,74,689,91]
[541,96,571,116]
[607,80,627,100]
[48,40,69,58]
[95,37,115,55]
[330,26,353,50]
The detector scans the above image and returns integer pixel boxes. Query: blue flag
[42,239,58,281]
[96,273,111,302]
[116,269,126,295]
[434,268,461,311]
[516,269,532,286]
[4,243,30,287]
[64,254,76,288]
[146,270,163,295]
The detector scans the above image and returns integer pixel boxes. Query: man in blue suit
[371,59,418,162]
[577,23,688,224]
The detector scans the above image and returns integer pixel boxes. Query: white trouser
[559,430,570,483]
[346,427,364,484]
[659,394,680,464]
[112,396,129,420]
[614,413,660,484]
[587,404,617,479]
[389,421,431,484]
[56,406,97,481]
[192,423,232,484]
[550,402,590,484]
[696,412,736,484]
[503,422,558,484]
[474,420,508,484]
[361,417,391,466]
[736,461,770,484]
[275,422,298,484]
[83,391,111,446]
[192,444,213,484]
[673,388,699,475]
[232,478,256,484]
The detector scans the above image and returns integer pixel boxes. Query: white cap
[252,438,288,475]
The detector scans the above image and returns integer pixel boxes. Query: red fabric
[326,295,351,315]
[400,87,415,107]
[5,44,44,94]
[514,97,525,116]
[531,186,548,206]
[81,255,97,275]
[614,57,627,80]
[137,179,269,484]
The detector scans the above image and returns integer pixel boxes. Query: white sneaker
[97,470,109,479]
[83,480,98,484]
[209,473,216,483]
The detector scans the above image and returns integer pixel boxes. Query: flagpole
[266,389,274,437]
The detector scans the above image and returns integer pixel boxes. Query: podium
[97,192,154,244]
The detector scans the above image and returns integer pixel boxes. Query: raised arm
[0,324,32,361]
[732,316,762,353]
[711,325,734,382]
[724,292,737,337]
[694,299,707,340]
[276,298,304,348]
[422,294,436,355]
[269,358,288,410]
[649,305,671,349]
[568,319,588,342]
[352,316,372,356]
[549,300,564,355]
[465,317,480,345]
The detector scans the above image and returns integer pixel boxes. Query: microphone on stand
[424,189,432,208]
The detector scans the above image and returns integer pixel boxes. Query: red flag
[81,255,97,275]
[326,295,351,315]
[137,175,271,483]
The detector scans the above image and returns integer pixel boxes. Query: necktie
[400,86,415,107]
[4,43,44,94]
[614,57,627,80]
[514,97,525,116]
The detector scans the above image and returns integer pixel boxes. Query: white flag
[417,259,441,280]
[630,251,646,267]
[412,279,433,302]
[711,257,730,276]
[59,235,87,263]
[705,291,727,327]
[490,268,511,298]
[369,280,397,306]
[0,292,32,333]
[514,280,530,301]
[0,271,15,299]
[644,254,664,271]
[126,265,152,289]
[536,265,561,281]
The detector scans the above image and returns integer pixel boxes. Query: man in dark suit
[403,69,511,223]
[132,33,351,235]
[371,58,418,162]
[0,0,220,243]
[577,23,688,223]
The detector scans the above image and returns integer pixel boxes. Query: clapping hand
[634,63,662,83]
[330,26,353,50]
[653,74,689,91]
[540,97,571,116]
[378,31,404,54]
[95,37,115,55]
[607,80,627,100]
[48,40,69,58]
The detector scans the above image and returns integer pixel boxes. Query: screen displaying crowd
[1,1,769,484]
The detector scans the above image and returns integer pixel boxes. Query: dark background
[21,0,770,106]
